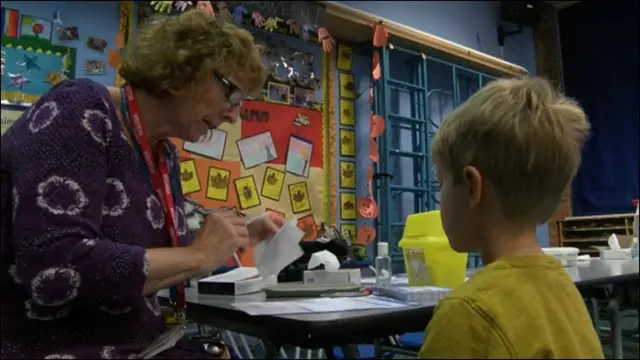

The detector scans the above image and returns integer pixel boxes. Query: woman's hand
[188,211,249,272]
[247,214,285,246]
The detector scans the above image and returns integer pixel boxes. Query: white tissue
[253,220,304,278]
[607,233,621,250]
[307,250,341,272]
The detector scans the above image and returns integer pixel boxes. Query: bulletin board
[1,35,76,104]
[175,100,329,265]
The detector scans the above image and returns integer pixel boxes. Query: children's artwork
[340,161,356,189]
[341,223,356,239]
[293,113,311,127]
[340,192,357,220]
[179,159,201,194]
[236,131,278,169]
[339,129,356,157]
[206,166,231,201]
[1,35,76,104]
[297,214,318,241]
[288,181,311,214]
[267,82,290,104]
[20,15,52,42]
[339,99,355,126]
[2,8,20,38]
[337,44,354,72]
[339,73,356,99]
[266,208,286,221]
[284,135,313,178]
[86,36,108,52]
[293,87,315,107]
[183,128,227,160]
[261,167,286,201]
[234,175,261,210]
[59,26,79,41]
[84,60,106,75]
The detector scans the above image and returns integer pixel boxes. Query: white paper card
[253,220,304,278]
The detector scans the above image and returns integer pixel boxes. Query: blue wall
[333,1,549,247]
[3,1,120,86]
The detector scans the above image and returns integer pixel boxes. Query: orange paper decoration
[367,165,374,183]
[373,21,389,47]
[369,138,379,163]
[357,225,377,245]
[107,49,122,69]
[372,51,381,80]
[370,114,385,137]
[358,197,379,219]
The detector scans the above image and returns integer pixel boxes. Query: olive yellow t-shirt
[418,255,604,359]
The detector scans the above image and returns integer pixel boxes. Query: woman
[0,10,274,359]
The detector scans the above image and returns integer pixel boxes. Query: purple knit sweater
[1,79,206,358]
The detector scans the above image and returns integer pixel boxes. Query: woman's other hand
[188,212,249,272]
[247,214,285,246]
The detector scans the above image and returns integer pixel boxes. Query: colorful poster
[339,99,355,126]
[261,167,286,201]
[1,107,23,134]
[340,161,356,189]
[340,192,357,220]
[288,181,311,214]
[285,135,313,178]
[234,175,260,210]
[206,167,230,201]
[1,35,76,104]
[339,129,356,157]
[174,100,327,266]
[179,159,201,194]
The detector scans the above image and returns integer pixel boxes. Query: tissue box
[198,267,277,296]
[303,269,361,286]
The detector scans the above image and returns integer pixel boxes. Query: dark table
[159,259,638,358]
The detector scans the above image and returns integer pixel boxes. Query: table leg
[607,297,623,359]
[264,342,281,359]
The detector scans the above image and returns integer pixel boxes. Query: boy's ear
[462,166,482,208]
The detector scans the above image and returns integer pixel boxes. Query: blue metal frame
[373,44,497,270]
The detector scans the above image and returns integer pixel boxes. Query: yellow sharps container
[398,211,468,288]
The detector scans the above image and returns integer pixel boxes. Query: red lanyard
[123,84,186,313]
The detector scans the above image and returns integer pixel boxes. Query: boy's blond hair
[432,77,590,225]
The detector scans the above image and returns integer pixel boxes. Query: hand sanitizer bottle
[375,242,392,287]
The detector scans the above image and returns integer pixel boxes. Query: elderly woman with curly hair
[1,10,277,359]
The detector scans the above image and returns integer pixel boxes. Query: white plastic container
[542,247,580,267]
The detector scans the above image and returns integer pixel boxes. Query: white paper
[199,267,260,283]
[307,250,340,272]
[232,296,408,316]
[253,220,304,278]
[608,233,621,250]
[183,128,227,160]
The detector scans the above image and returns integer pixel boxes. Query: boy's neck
[480,228,544,266]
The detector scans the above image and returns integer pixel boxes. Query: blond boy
[418,77,604,359]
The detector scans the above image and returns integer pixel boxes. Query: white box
[303,269,361,286]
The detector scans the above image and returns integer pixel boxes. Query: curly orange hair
[119,10,267,98]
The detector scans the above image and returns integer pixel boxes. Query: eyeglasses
[213,71,244,107]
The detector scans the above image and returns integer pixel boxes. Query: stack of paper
[232,295,410,316]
